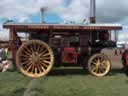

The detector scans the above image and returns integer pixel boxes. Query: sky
[0,0,128,41]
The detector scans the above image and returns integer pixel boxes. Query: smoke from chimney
[90,0,96,23]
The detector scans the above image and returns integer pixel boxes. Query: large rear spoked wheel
[16,40,54,78]
[88,53,111,77]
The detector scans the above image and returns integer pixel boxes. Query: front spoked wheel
[88,53,111,77]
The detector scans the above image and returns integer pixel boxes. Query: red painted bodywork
[125,53,128,65]
[62,47,78,64]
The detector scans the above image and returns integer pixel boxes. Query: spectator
[2,60,9,72]
[0,48,9,72]
[0,57,2,72]
[0,48,7,60]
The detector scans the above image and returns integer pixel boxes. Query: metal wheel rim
[16,40,54,78]
[88,54,111,77]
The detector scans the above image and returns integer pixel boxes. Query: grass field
[0,67,128,96]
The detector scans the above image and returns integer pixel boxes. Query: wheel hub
[96,59,101,67]
[30,52,40,64]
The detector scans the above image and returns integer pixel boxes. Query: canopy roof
[0,41,8,43]
[3,23,122,32]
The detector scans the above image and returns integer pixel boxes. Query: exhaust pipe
[90,0,96,23]
[40,7,45,23]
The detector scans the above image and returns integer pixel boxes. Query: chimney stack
[40,7,45,23]
[90,0,96,23]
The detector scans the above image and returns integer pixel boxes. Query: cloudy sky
[0,0,128,40]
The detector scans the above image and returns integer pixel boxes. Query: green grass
[0,67,128,96]
[0,72,31,96]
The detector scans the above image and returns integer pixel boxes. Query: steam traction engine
[3,23,122,78]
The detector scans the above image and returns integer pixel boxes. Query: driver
[99,31,109,41]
